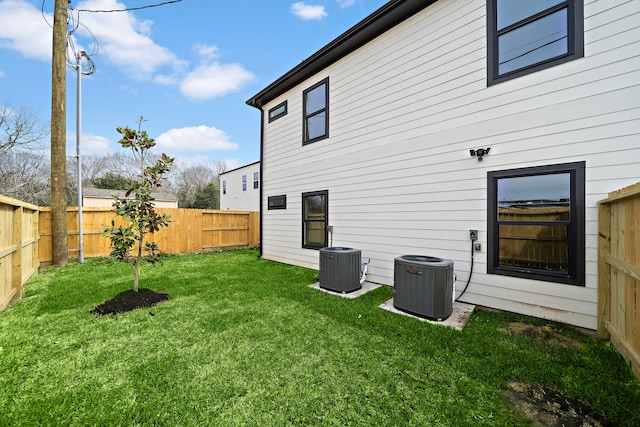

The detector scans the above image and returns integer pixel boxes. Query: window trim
[268,195,287,210]
[253,172,259,189]
[487,0,584,86]
[302,190,328,249]
[487,161,585,285]
[222,180,226,195]
[302,77,329,145]
[242,175,247,191]
[268,100,288,123]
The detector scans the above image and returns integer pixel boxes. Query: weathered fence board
[598,182,640,381]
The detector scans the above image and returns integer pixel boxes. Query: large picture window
[302,190,328,249]
[303,78,329,145]
[487,162,585,285]
[487,0,583,85]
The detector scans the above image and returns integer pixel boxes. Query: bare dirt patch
[90,288,169,316]
[505,322,581,349]
[505,381,611,427]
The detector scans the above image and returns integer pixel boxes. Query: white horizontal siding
[219,163,260,211]
[259,0,640,329]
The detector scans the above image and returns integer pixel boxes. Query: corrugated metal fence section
[598,182,640,381]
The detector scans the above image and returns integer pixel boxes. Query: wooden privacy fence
[598,182,640,380]
[38,207,260,266]
[0,195,39,311]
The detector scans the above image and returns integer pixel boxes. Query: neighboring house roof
[246,0,438,109]
[83,188,178,202]
[219,161,260,176]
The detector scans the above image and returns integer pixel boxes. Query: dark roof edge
[246,0,437,109]
[220,160,260,176]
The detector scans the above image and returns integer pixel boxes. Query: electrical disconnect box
[469,230,478,241]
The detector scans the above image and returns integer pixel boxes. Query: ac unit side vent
[319,247,361,293]
[393,255,454,321]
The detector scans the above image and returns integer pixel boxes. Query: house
[219,161,260,211]
[246,0,640,330]
[82,188,178,208]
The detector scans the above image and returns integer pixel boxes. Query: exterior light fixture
[470,147,491,161]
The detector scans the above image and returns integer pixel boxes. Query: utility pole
[51,0,69,266]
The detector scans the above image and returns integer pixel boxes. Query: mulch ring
[90,288,169,316]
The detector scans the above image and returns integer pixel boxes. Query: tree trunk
[133,227,144,292]
[50,0,68,266]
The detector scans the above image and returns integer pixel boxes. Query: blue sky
[0,0,387,169]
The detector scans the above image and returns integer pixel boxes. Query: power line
[72,0,183,13]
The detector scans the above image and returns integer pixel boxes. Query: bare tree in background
[0,103,49,157]
[0,151,51,205]
[172,160,227,208]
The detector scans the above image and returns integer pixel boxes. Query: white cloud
[0,0,53,61]
[180,62,255,100]
[292,2,327,20]
[155,126,239,158]
[75,0,186,80]
[337,0,356,7]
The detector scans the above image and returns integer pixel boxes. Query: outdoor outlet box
[327,225,334,233]
[469,229,478,241]
[474,242,481,252]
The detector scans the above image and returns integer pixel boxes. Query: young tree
[103,117,174,292]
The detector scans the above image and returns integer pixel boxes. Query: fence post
[12,206,23,301]
[598,201,612,340]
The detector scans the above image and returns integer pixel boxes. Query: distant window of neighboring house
[253,172,259,189]
[487,161,585,285]
[487,0,583,85]
[268,195,286,210]
[268,101,287,122]
[242,175,247,191]
[222,180,226,195]
[302,190,328,249]
[303,77,329,145]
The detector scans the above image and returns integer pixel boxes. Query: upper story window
[487,0,583,85]
[253,172,259,189]
[487,162,585,285]
[242,175,247,191]
[268,101,287,122]
[222,180,226,195]
[303,78,329,145]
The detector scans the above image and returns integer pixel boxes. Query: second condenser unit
[393,255,454,321]
[319,247,362,293]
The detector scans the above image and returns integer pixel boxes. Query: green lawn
[1,249,638,426]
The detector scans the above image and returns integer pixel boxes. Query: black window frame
[487,161,585,286]
[268,100,288,123]
[487,0,584,86]
[267,195,287,210]
[302,190,328,249]
[302,77,329,145]
[253,172,259,189]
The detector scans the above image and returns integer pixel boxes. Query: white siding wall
[260,0,640,329]
[219,162,260,211]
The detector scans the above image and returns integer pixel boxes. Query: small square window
[268,195,286,210]
[268,101,287,122]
